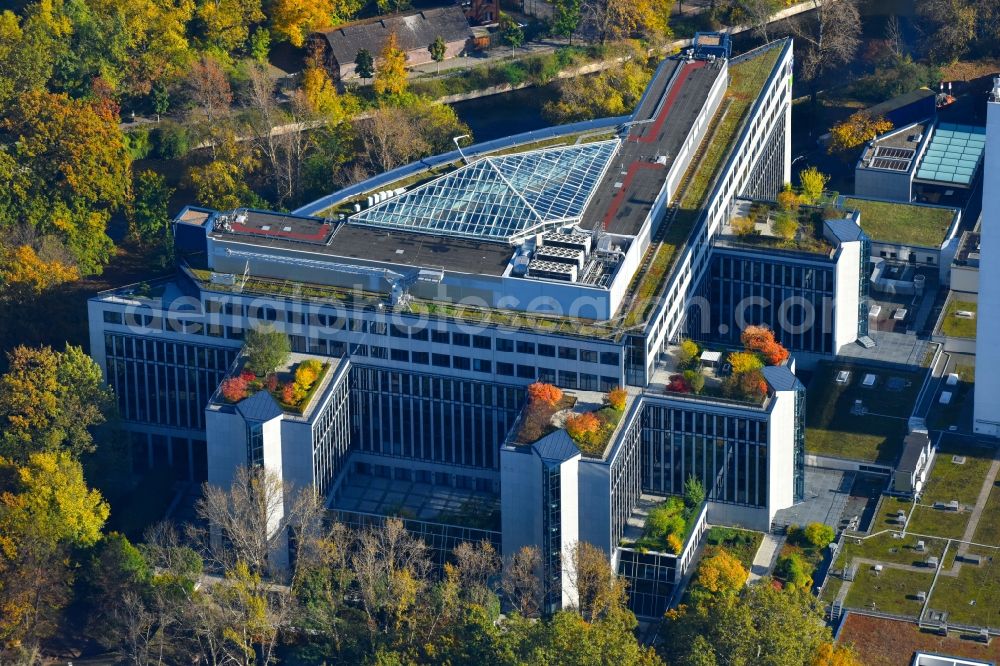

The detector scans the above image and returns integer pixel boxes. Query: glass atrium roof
[349,140,620,242]
[915,123,985,186]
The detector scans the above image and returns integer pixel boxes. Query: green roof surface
[842,197,956,248]
[915,123,985,186]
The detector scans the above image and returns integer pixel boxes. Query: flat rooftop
[579,58,723,236]
[915,123,985,187]
[211,211,514,276]
[842,196,957,248]
[214,209,336,244]
[859,121,927,173]
[954,231,980,266]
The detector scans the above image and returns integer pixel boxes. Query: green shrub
[683,369,705,394]
[125,128,153,160]
[496,62,527,86]
[803,522,835,549]
[154,122,191,159]
[646,496,688,547]
[684,475,706,509]
[775,553,813,589]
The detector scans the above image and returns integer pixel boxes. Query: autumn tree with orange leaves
[741,325,790,366]
[528,382,563,405]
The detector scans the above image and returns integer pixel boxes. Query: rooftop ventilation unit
[540,230,591,254]
[527,259,577,282]
[535,245,585,270]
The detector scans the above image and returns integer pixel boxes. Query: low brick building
[310,7,475,81]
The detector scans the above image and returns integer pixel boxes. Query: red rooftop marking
[629,60,707,145]
[230,223,332,243]
[601,162,665,230]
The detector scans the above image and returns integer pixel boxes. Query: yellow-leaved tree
[374,31,407,98]
[270,0,361,47]
[300,62,354,123]
[828,112,893,154]
[0,243,79,301]
[693,548,748,597]
[195,0,264,52]
[0,451,109,649]
[798,167,830,205]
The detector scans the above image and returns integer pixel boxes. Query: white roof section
[700,350,722,363]
[349,140,620,243]
[912,653,993,666]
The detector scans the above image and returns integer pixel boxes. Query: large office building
[88,37,866,614]
[975,79,1000,437]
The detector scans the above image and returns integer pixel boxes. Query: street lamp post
[453,134,471,164]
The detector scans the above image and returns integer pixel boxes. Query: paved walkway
[747,533,784,584]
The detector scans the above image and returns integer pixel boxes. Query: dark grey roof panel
[532,429,581,463]
[825,218,865,243]
[762,365,802,393]
[236,390,284,422]
[898,432,929,471]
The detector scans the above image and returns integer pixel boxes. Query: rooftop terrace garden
[622,479,706,555]
[659,326,788,405]
[773,522,835,592]
[842,197,956,248]
[624,44,785,328]
[720,196,839,255]
[804,360,924,463]
[217,330,330,415]
[513,382,627,458]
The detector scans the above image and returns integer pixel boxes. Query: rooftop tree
[243,329,290,376]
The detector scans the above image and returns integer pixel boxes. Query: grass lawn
[906,505,970,540]
[922,440,995,506]
[703,526,764,570]
[844,566,934,617]
[940,299,978,338]
[974,484,1000,546]
[843,197,956,247]
[926,547,1000,628]
[837,531,947,570]
[805,362,923,463]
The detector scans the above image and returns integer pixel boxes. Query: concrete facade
[975,82,1000,436]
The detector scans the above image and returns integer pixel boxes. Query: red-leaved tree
[220,376,248,403]
[666,374,691,393]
